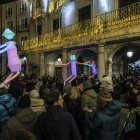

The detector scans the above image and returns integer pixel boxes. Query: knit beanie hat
[101,75,112,84]
[100,76,114,92]
[77,75,87,85]
[97,89,113,106]
[83,81,92,89]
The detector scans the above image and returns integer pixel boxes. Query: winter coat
[27,90,45,113]
[0,94,17,129]
[81,88,97,109]
[30,98,45,113]
[85,100,121,140]
[112,85,122,100]
[36,105,82,140]
[29,89,40,98]
[67,98,81,118]
[0,108,38,140]
[127,93,138,108]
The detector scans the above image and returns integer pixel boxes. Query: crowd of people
[0,72,140,140]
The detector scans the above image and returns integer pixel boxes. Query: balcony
[23,2,140,52]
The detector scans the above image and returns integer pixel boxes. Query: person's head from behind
[10,129,36,140]
[137,93,140,105]
[70,87,80,99]
[131,86,139,95]
[82,80,93,90]
[44,90,63,107]
[100,75,114,92]
[97,89,113,108]
[77,76,87,92]
[137,78,140,86]
[18,94,31,108]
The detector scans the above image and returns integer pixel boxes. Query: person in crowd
[63,83,72,98]
[0,94,38,140]
[81,80,97,111]
[36,90,82,140]
[0,87,17,130]
[80,80,97,140]
[127,86,139,108]
[136,78,140,89]
[77,75,87,94]
[100,75,122,101]
[100,75,114,93]
[85,89,121,140]
[10,129,36,140]
[8,76,25,100]
[132,93,140,140]
[66,86,81,128]
[26,82,45,113]
[91,77,101,93]
[113,80,123,100]
[28,82,40,99]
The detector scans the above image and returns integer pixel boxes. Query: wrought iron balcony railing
[23,2,140,52]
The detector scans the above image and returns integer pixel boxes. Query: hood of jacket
[45,105,64,121]
[83,89,97,99]
[15,108,36,123]
[101,100,121,116]
[0,94,13,104]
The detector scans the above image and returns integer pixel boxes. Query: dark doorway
[78,5,91,22]
[37,25,42,35]
[77,55,84,75]
[55,67,62,79]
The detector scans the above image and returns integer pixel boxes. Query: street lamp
[57,58,61,62]
[127,51,133,58]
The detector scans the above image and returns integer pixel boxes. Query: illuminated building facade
[1,0,140,80]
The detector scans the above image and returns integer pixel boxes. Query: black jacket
[36,105,82,140]
[85,100,121,140]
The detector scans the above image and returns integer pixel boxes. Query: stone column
[40,53,45,77]
[108,58,113,77]
[44,54,49,76]
[98,44,105,81]
[92,0,98,17]
[62,49,68,81]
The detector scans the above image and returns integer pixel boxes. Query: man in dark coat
[85,89,121,140]
[36,90,82,140]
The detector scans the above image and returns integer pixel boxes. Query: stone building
[1,0,140,81]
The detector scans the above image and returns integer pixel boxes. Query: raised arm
[0,43,6,49]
